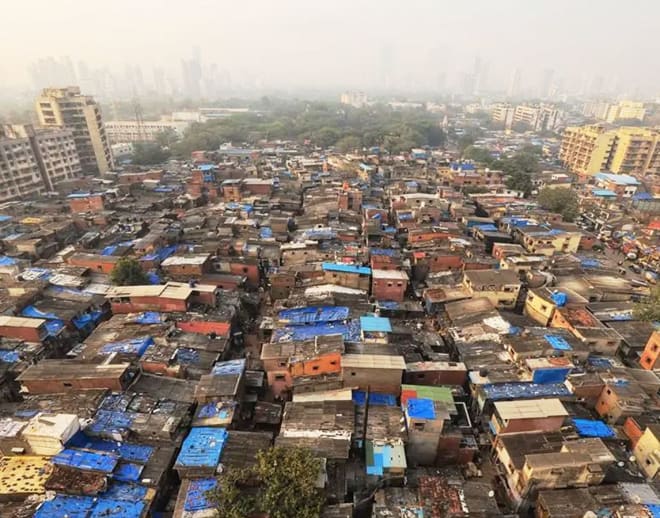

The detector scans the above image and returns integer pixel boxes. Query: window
[350,371,356,376]
[242,267,249,273]
[606,389,612,395]
[413,422,425,431]
[274,374,286,382]
[62,382,73,387]
[541,305,548,311]
[312,366,319,371]
[329,360,337,366]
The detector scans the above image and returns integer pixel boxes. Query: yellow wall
[633,428,660,479]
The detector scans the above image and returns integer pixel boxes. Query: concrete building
[104,119,190,144]
[605,100,646,123]
[0,124,81,203]
[492,103,515,128]
[633,425,660,479]
[35,86,114,174]
[513,104,561,132]
[340,91,368,108]
[560,125,660,177]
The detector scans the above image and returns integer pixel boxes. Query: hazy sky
[3,0,660,95]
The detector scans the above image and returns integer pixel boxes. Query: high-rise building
[512,104,561,132]
[0,124,81,203]
[340,91,368,108]
[605,101,646,123]
[35,86,114,174]
[491,103,515,128]
[508,68,521,98]
[560,125,660,177]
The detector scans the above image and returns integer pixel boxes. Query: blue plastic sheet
[532,367,571,384]
[278,306,349,325]
[118,443,154,463]
[407,398,436,419]
[482,382,572,401]
[175,427,228,468]
[103,481,149,502]
[21,305,58,319]
[175,348,200,364]
[211,358,245,376]
[197,402,234,419]
[147,271,161,284]
[89,498,145,518]
[368,393,397,406]
[0,350,19,363]
[184,478,218,511]
[45,319,66,336]
[133,312,163,325]
[321,262,371,275]
[52,448,119,473]
[544,335,572,351]
[572,418,616,438]
[101,336,153,356]
[260,227,273,239]
[34,495,95,518]
[101,245,118,256]
[360,316,392,333]
[113,462,143,482]
[72,310,103,330]
[0,256,17,266]
[550,292,568,307]
[86,410,135,437]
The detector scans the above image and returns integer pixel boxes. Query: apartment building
[340,91,368,108]
[104,119,190,144]
[0,124,81,203]
[583,100,646,123]
[513,104,560,132]
[492,103,515,128]
[561,125,660,176]
[36,86,114,174]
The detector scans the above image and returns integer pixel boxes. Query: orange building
[639,330,660,370]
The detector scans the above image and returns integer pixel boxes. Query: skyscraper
[508,68,521,99]
[35,86,114,174]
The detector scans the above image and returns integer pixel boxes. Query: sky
[2,0,660,97]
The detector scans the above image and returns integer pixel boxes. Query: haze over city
[3,0,660,99]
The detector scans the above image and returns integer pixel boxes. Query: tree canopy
[207,447,324,518]
[131,142,170,165]
[110,257,149,286]
[171,101,445,156]
[537,187,579,222]
[633,286,660,322]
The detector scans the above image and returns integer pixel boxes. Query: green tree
[154,128,179,148]
[110,257,149,286]
[505,171,533,197]
[537,187,579,222]
[462,145,494,164]
[131,142,170,165]
[335,135,362,153]
[208,447,324,518]
[633,286,660,322]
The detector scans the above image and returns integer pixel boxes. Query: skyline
[3,0,660,99]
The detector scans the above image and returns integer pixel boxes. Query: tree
[110,257,149,286]
[462,145,494,164]
[131,142,170,165]
[506,171,533,197]
[154,128,179,148]
[633,286,660,322]
[208,447,324,518]
[335,135,362,153]
[537,187,579,222]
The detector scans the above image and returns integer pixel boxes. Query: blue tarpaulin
[572,418,616,438]
[113,462,143,482]
[260,227,273,239]
[141,245,177,262]
[45,319,65,336]
[482,382,572,401]
[104,481,149,502]
[646,504,660,518]
[580,259,601,269]
[273,320,360,343]
[278,306,349,325]
[184,478,218,511]
[53,448,119,473]
[532,367,571,384]
[0,256,18,266]
[175,347,200,364]
[101,245,118,256]
[0,350,19,363]
[89,499,145,518]
[550,291,568,307]
[360,316,392,333]
[197,402,234,419]
[21,305,58,320]
[321,262,371,275]
[86,410,134,438]
[352,391,397,406]
[476,224,498,232]
[101,336,153,356]
[407,398,436,420]
[118,443,153,463]
[34,495,95,518]
[370,248,398,257]
[175,427,228,468]
[147,271,161,284]
[544,335,572,351]
[72,310,103,330]
[133,311,163,324]
[211,358,245,376]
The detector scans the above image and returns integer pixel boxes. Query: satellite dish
[488,490,495,498]
[583,512,597,518]
[617,461,625,467]
[629,456,636,463]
